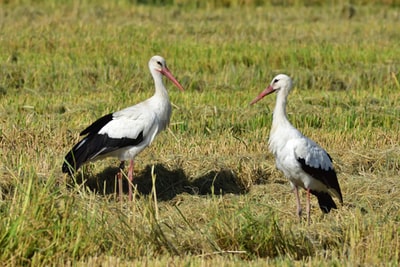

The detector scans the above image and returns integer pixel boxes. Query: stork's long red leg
[128,160,134,201]
[306,188,311,225]
[294,186,302,220]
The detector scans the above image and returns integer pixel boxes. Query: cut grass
[0,1,399,266]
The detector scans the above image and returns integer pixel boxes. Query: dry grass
[0,0,399,266]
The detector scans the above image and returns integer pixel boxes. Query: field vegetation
[0,0,399,265]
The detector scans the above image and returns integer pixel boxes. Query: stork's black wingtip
[62,162,75,177]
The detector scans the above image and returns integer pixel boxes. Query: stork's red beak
[161,67,184,92]
[250,85,274,105]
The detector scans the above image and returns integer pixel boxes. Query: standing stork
[250,74,343,223]
[62,55,184,201]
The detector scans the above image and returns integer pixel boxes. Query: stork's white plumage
[62,55,184,201]
[250,74,343,223]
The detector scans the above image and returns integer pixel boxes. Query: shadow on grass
[71,163,248,201]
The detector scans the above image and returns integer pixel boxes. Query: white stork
[62,55,184,201]
[250,74,343,223]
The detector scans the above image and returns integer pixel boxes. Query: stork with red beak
[251,74,343,223]
[62,55,184,201]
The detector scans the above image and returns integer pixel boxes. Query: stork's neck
[269,90,293,154]
[150,72,172,131]
[153,73,169,99]
[271,90,293,133]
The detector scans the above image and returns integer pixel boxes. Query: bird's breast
[156,101,172,131]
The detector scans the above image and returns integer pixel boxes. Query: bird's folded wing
[72,108,157,161]
[294,138,333,172]
[98,107,156,140]
[293,138,342,201]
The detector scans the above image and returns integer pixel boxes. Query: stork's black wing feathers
[80,113,113,136]
[297,157,343,203]
[62,131,144,176]
[310,190,337,213]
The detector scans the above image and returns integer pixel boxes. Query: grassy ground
[1,0,399,266]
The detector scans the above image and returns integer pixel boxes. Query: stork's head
[250,74,293,105]
[149,55,167,72]
[149,55,184,92]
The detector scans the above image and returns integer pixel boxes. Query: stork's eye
[156,61,162,66]
[273,79,279,83]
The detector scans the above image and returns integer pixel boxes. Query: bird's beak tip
[249,98,260,105]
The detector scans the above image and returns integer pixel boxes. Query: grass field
[1,0,399,266]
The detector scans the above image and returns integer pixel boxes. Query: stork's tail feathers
[310,190,338,213]
[62,138,90,176]
[62,151,79,176]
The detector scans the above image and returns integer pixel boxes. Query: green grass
[1,0,400,266]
